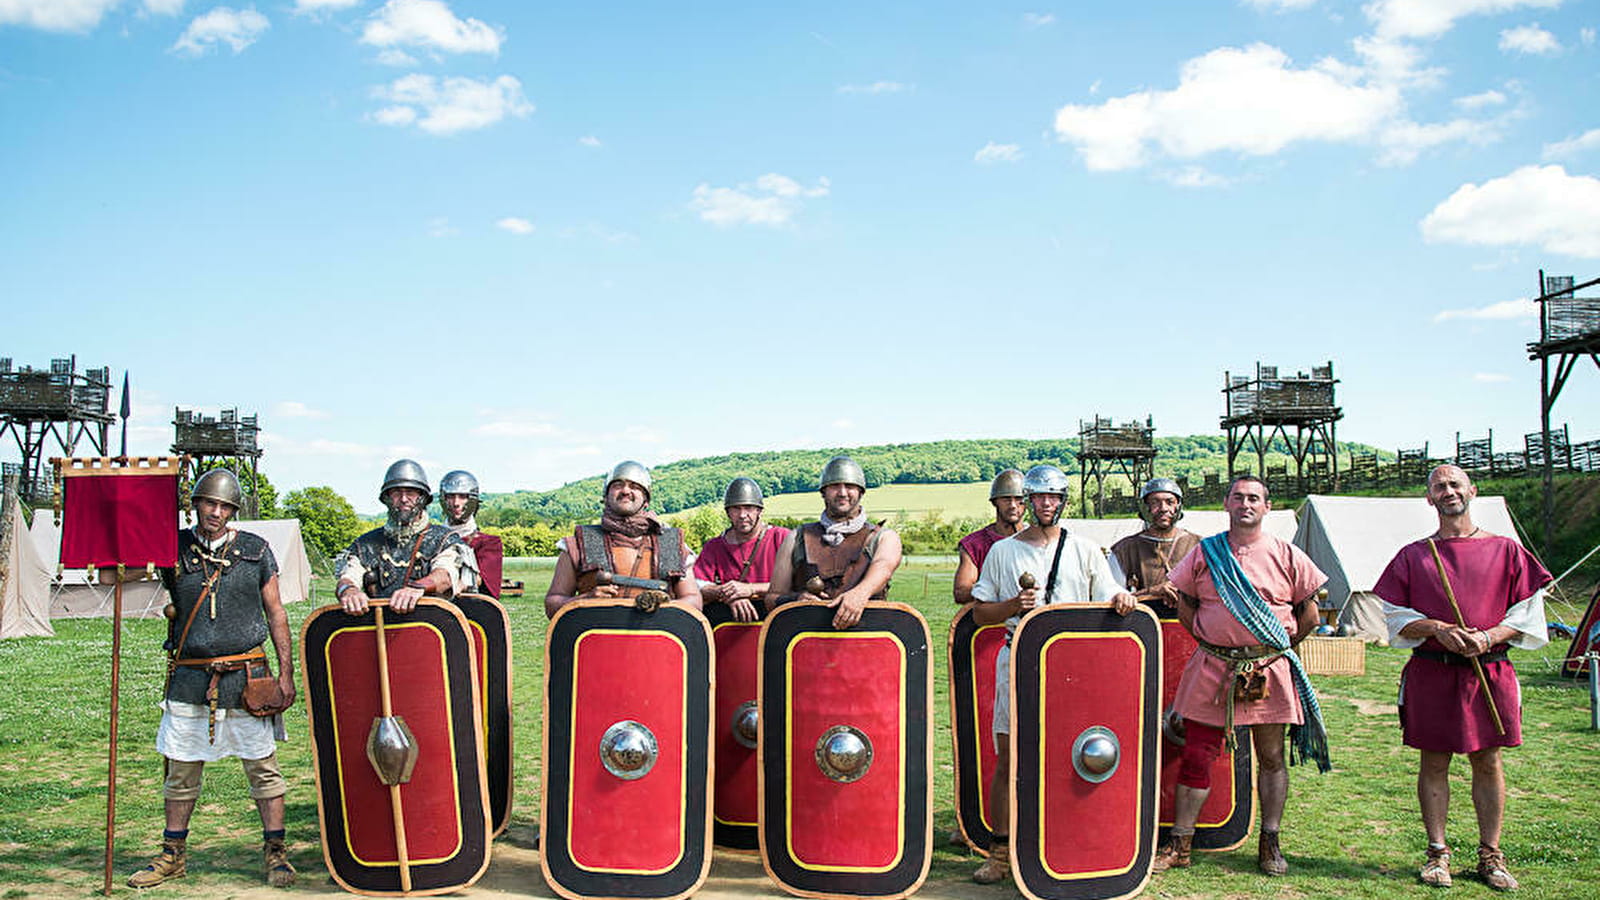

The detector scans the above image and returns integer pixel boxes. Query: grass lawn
[1,558,1596,899]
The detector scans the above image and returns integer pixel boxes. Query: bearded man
[335,460,470,615]
[1109,477,1200,610]
[544,460,701,616]
[695,477,790,622]
[440,469,502,598]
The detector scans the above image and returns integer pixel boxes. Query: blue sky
[2,0,1597,512]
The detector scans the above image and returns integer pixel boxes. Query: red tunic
[956,525,1010,573]
[1373,535,1551,753]
[466,531,503,599]
[693,525,791,586]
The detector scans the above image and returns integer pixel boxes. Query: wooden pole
[372,605,413,893]
[103,565,125,895]
[1426,540,1505,736]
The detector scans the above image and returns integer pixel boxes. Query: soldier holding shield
[335,460,471,615]
[545,460,701,615]
[968,464,1136,884]
[440,469,502,598]
[1109,477,1200,607]
[695,477,790,621]
[764,455,903,629]
[952,468,1027,605]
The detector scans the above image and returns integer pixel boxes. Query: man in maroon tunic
[952,468,1026,604]
[1374,465,1550,891]
[441,469,503,598]
[695,477,791,621]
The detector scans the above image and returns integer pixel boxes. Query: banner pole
[103,564,126,895]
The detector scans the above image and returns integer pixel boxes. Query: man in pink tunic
[695,477,791,621]
[1152,475,1326,877]
[1373,465,1550,891]
[952,468,1027,604]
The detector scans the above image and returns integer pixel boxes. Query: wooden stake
[103,565,125,895]
[1426,540,1506,736]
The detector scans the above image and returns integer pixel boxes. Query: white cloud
[1244,0,1318,11]
[1022,12,1055,27]
[1473,372,1512,382]
[374,48,418,66]
[371,73,533,135]
[427,216,455,237]
[1053,43,1400,171]
[1364,0,1561,41]
[690,174,830,227]
[1453,89,1506,110]
[293,0,361,13]
[1161,165,1232,188]
[1433,298,1538,322]
[831,418,854,429]
[1499,23,1560,54]
[837,81,910,95]
[472,419,556,437]
[974,142,1023,164]
[273,400,330,419]
[1543,128,1600,160]
[495,216,534,234]
[171,6,268,56]
[1377,116,1498,165]
[0,0,120,31]
[1422,166,1600,258]
[578,135,602,148]
[143,0,184,15]
[361,0,502,55]
[1583,27,1596,45]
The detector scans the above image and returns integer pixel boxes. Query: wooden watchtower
[1528,271,1599,548]
[1221,362,1342,497]
[0,356,113,505]
[173,408,263,518]
[1078,415,1156,518]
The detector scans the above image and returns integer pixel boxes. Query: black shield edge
[301,600,492,896]
[758,601,933,900]
[540,600,713,900]
[455,593,514,838]
[706,604,763,851]
[1010,604,1161,900]
[947,603,1003,855]
[1150,609,1255,852]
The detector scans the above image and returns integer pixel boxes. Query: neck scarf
[819,510,868,547]
[603,508,661,539]
[1199,533,1331,773]
[447,516,477,539]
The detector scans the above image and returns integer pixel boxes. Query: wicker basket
[1299,636,1366,676]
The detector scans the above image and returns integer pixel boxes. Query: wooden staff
[1426,540,1505,736]
[373,605,413,893]
[103,564,125,896]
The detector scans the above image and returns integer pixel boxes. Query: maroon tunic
[693,525,791,586]
[957,525,1010,573]
[466,531,503,599]
[1373,535,1551,753]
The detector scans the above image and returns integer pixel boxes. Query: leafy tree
[284,486,364,559]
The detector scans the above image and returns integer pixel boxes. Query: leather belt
[1412,648,1508,666]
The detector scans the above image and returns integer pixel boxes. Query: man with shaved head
[1374,465,1551,891]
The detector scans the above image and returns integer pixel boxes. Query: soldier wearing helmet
[1109,476,1200,614]
[952,468,1027,605]
[967,464,1135,886]
[764,455,903,630]
[694,477,792,622]
[545,461,701,617]
[126,469,298,889]
[334,460,470,616]
[439,469,502,598]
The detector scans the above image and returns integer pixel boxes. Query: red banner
[59,465,179,569]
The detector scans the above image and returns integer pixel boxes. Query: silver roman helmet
[724,476,764,509]
[605,460,652,501]
[1021,464,1069,498]
[191,468,243,510]
[1138,476,1184,522]
[440,469,481,517]
[989,468,1025,500]
[380,459,432,506]
[818,455,866,492]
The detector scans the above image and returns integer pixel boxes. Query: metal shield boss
[703,601,764,851]
[301,599,491,896]
[1148,597,1254,850]
[541,600,713,900]
[1010,604,1162,900]
[759,601,932,899]
[454,592,516,838]
[947,603,1010,854]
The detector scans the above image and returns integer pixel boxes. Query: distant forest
[477,436,1392,527]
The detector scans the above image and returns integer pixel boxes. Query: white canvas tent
[1,493,54,638]
[1293,494,1525,643]
[29,518,314,619]
[1058,509,1299,551]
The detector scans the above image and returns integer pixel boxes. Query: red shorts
[1177,720,1224,790]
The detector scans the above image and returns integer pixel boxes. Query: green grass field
[1,560,1596,899]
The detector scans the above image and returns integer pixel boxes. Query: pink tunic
[693,525,791,586]
[957,525,1009,574]
[1167,535,1327,728]
[1373,536,1550,753]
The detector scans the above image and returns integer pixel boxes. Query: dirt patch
[1318,690,1397,717]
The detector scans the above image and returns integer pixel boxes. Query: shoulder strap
[734,526,768,582]
[1042,531,1069,603]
